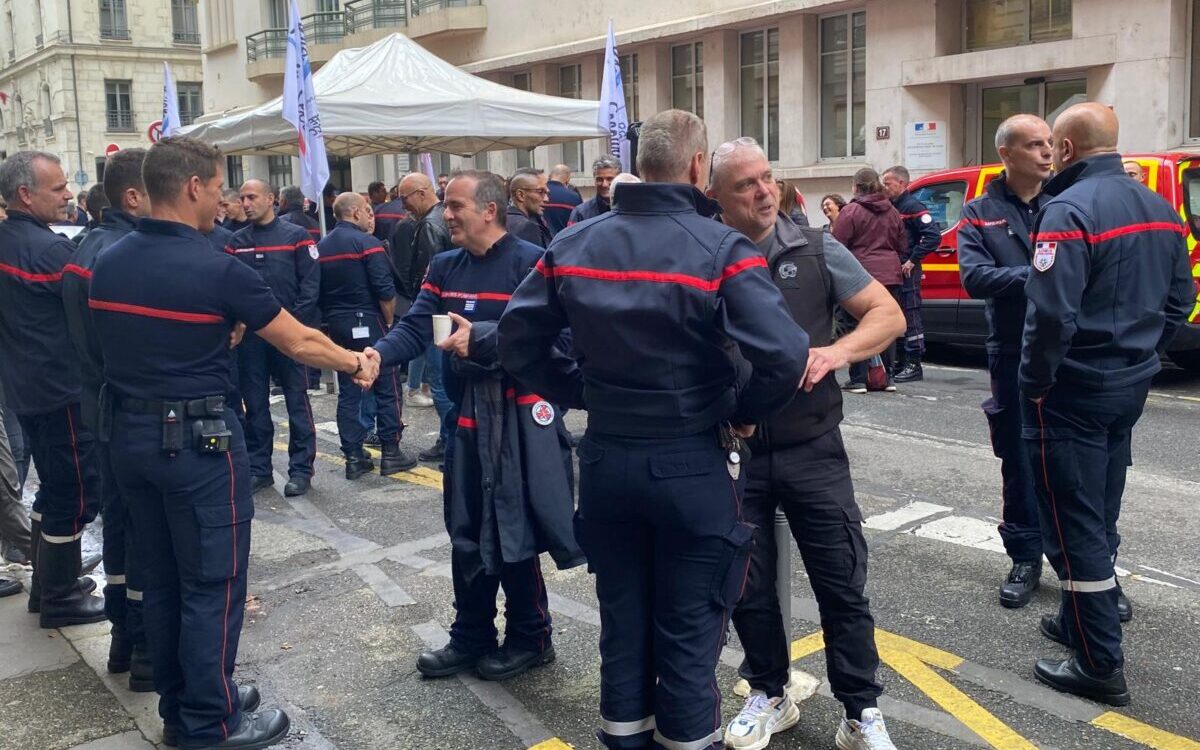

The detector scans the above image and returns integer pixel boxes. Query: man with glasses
[506,167,552,248]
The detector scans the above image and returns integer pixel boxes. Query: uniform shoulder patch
[531,400,555,427]
[1033,242,1057,272]
[778,262,798,280]
[921,213,933,224]
[309,245,320,261]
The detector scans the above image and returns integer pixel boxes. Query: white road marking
[910,516,1007,555]
[864,501,953,531]
[1139,565,1200,586]
[923,364,981,374]
[316,421,339,435]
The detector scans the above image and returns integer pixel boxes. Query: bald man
[1121,160,1146,183]
[543,164,581,236]
[505,168,551,248]
[1020,103,1195,705]
[226,179,321,496]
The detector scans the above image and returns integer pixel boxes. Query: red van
[907,154,1200,372]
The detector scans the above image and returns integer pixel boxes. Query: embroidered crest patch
[1033,241,1057,272]
[779,262,798,280]
[308,245,319,261]
[531,400,555,427]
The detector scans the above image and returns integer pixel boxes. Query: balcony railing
[101,26,131,41]
[345,0,407,32]
[173,29,201,44]
[246,28,288,62]
[106,111,134,132]
[303,11,346,46]
[410,0,482,15]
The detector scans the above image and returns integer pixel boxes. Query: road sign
[73,169,88,186]
[148,119,163,143]
[105,143,120,157]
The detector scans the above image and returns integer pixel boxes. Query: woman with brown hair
[820,193,846,229]
[775,179,810,226]
[831,168,906,392]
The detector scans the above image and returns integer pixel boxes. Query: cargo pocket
[981,397,1006,459]
[193,503,252,583]
[648,449,716,480]
[1037,439,1081,494]
[709,522,755,609]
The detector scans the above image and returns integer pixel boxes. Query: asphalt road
[2,349,1198,750]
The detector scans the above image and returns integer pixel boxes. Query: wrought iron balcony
[303,11,346,46]
[173,30,201,45]
[345,0,407,33]
[101,26,131,41]
[246,28,288,62]
[410,0,483,15]
[106,111,135,132]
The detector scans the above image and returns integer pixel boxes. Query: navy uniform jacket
[0,211,84,415]
[544,180,582,237]
[891,190,940,263]
[505,205,551,249]
[225,217,321,326]
[206,223,235,254]
[62,210,139,426]
[567,195,609,227]
[498,183,809,438]
[315,223,396,323]
[279,207,321,242]
[1020,153,1195,395]
[89,219,282,400]
[958,173,1042,355]
[221,217,252,234]
[372,198,409,244]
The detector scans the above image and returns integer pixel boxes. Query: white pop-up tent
[180,32,607,157]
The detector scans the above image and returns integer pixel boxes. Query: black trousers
[730,428,882,718]
[18,404,100,539]
[238,333,316,480]
[984,352,1042,562]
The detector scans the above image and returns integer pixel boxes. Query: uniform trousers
[17,404,100,539]
[97,438,142,640]
[730,428,881,719]
[238,333,316,480]
[110,406,252,744]
[1021,380,1149,674]
[984,352,1041,562]
[577,430,751,750]
[326,313,402,454]
[899,265,925,356]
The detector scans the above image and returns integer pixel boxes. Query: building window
[177,82,203,126]
[559,64,583,172]
[226,156,244,187]
[671,42,703,118]
[620,53,639,122]
[741,29,779,161]
[172,0,201,44]
[980,78,1085,162]
[512,72,533,169]
[965,0,1071,52]
[100,0,130,40]
[267,0,288,28]
[267,156,293,190]
[820,11,866,159]
[104,80,134,131]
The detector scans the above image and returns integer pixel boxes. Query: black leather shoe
[893,361,924,383]
[999,560,1041,609]
[176,707,289,749]
[418,439,445,463]
[1034,656,1130,706]
[344,450,375,480]
[250,475,274,493]
[476,644,556,682]
[1117,590,1133,623]
[108,623,133,673]
[283,476,310,497]
[417,643,484,678]
[379,443,418,475]
[164,686,261,746]
[363,431,381,448]
[1039,614,1069,647]
[0,577,22,597]
[128,645,155,692]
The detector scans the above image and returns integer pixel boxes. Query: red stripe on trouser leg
[1036,401,1095,671]
[65,407,85,536]
[219,452,236,736]
[531,559,550,651]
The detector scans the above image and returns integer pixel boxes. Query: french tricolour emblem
[1033,241,1057,272]
[531,400,555,427]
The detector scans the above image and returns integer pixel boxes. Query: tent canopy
[180,32,607,157]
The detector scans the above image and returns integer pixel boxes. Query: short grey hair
[450,170,507,216]
[994,114,1045,153]
[883,165,910,183]
[280,185,304,210]
[710,137,767,188]
[636,110,708,181]
[591,155,621,174]
[0,151,61,204]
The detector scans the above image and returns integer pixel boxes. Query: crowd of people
[0,100,1191,750]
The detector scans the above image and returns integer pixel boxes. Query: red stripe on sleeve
[457,416,478,429]
[88,299,226,324]
[719,255,769,283]
[0,262,63,283]
[421,282,442,296]
[63,264,93,280]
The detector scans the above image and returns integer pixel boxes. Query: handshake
[351,348,382,389]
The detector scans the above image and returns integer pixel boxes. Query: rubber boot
[38,537,106,629]
[108,621,133,673]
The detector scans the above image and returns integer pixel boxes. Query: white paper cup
[432,314,452,343]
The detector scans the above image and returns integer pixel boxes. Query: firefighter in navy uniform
[0,150,105,629]
[371,189,409,245]
[278,185,321,242]
[566,156,620,227]
[89,136,379,750]
[315,191,416,477]
[958,114,1054,611]
[499,111,808,750]
[370,170,580,682]
[882,165,940,383]
[543,164,582,237]
[226,179,320,497]
[1020,104,1195,706]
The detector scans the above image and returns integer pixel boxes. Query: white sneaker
[724,690,800,750]
[404,388,433,407]
[835,708,898,750]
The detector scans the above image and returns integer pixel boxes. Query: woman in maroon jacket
[832,168,906,391]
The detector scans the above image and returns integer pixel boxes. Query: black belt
[114,396,225,418]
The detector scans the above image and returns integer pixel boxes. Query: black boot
[1117,588,1133,623]
[1039,614,1069,646]
[894,357,924,383]
[176,708,290,750]
[0,577,22,597]
[27,518,40,613]
[128,644,155,692]
[163,686,261,746]
[476,644,556,682]
[344,448,375,480]
[417,642,484,678]
[108,622,133,673]
[891,348,908,377]
[1034,656,1130,706]
[38,537,106,629]
[999,560,1041,609]
[379,442,417,476]
[418,438,445,463]
[283,475,310,497]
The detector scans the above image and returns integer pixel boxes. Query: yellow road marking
[528,740,575,750]
[880,648,1037,750]
[273,443,445,491]
[1092,712,1200,750]
[789,630,826,661]
[872,628,964,671]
